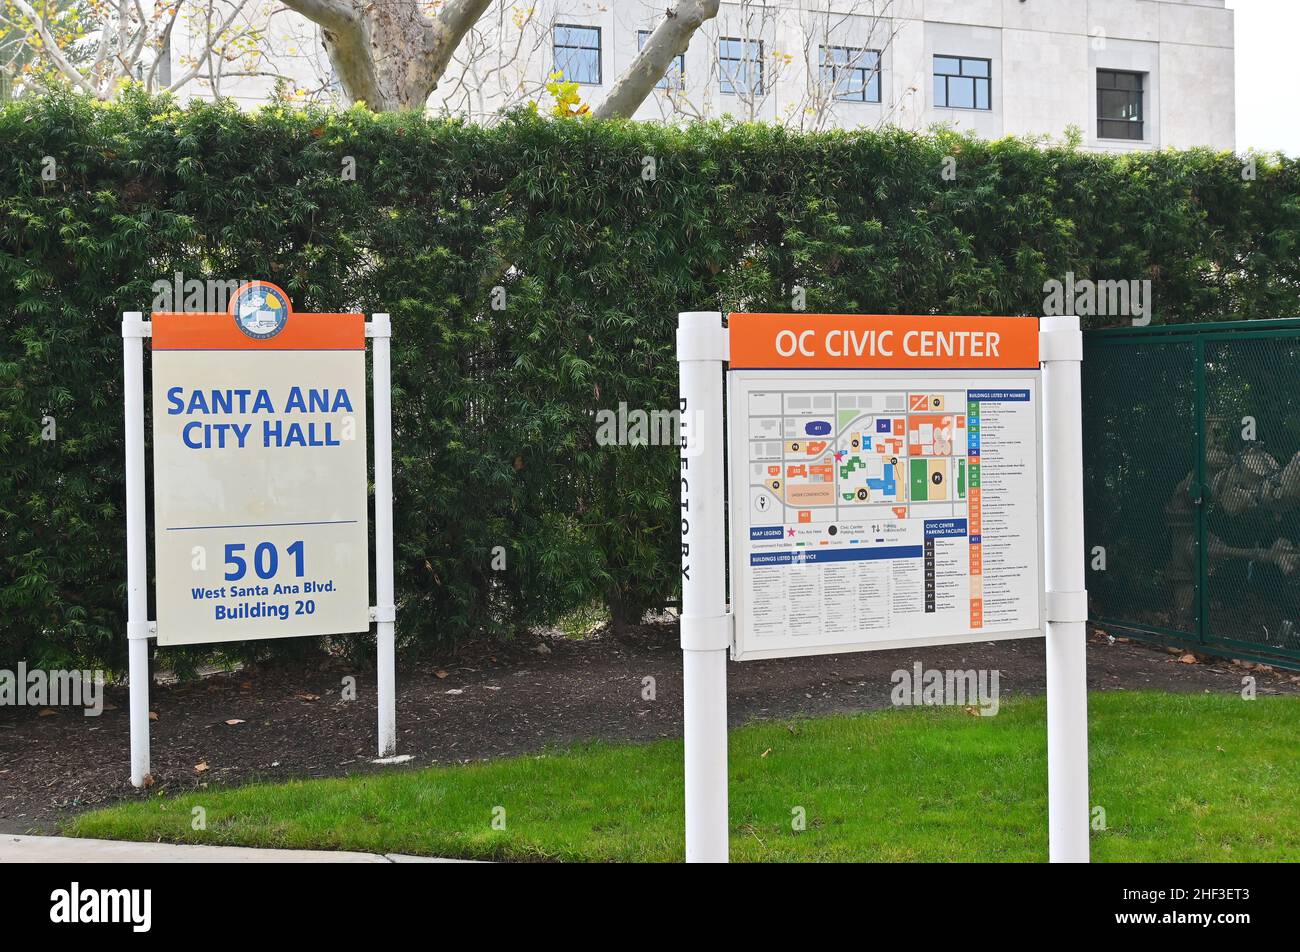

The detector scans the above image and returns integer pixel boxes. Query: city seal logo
[230,281,292,340]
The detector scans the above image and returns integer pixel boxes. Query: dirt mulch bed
[2,624,1297,833]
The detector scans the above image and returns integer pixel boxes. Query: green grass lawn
[65,691,1300,862]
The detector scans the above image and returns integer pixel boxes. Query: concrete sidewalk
[0,835,471,863]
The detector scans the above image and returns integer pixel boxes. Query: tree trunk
[592,0,720,120]
[282,0,493,110]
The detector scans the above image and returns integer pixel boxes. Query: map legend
[969,395,982,628]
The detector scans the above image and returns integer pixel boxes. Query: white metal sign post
[1041,314,1090,863]
[677,311,1089,863]
[677,312,731,863]
[122,286,397,787]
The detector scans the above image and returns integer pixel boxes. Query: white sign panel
[726,314,1044,660]
[150,284,370,646]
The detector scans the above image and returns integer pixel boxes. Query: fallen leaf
[194,761,209,773]
[760,748,771,758]
[224,719,246,726]
[38,708,58,717]
[148,711,159,721]
[142,773,155,788]
[1178,653,1198,664]
[445,688,464,695]
[294,692,320,702]
[435,669,448,679]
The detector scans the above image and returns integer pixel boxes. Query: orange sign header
[153,282,364,351]
[728,313,1039,370]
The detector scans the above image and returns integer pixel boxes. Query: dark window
[553,24,601,85]
[1097,69,1144,140]
[933,55,990,110]
[820,46,881,103]
[638,30,685,90]
[719,37,763,95]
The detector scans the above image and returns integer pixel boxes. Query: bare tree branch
[165,0,255,92]
[7,0,275,99]
[10,0,103,96]
[593,0,720,120]
[145,5,184,91]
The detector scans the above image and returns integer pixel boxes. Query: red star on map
[787,528,796,537]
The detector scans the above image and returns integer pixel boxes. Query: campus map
[729,375,1042,658]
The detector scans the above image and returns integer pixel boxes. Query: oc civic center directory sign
[726,313,1045,660]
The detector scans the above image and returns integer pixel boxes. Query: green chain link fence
[1084,319,1300,670]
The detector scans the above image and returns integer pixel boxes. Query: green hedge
[2,91,1297,670]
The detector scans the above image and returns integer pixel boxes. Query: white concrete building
[171,0,1236,152]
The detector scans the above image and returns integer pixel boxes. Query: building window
[719,37,763,96]
[933,55,990,110]
[638,30,685,90]
[553,24,601,85]
[820,46,881,103]
[1097,69,1145,140]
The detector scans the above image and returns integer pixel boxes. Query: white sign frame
[677,311,1090,864]
[121,310,398,788]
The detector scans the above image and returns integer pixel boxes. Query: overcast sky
[1226,0,1300,155]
